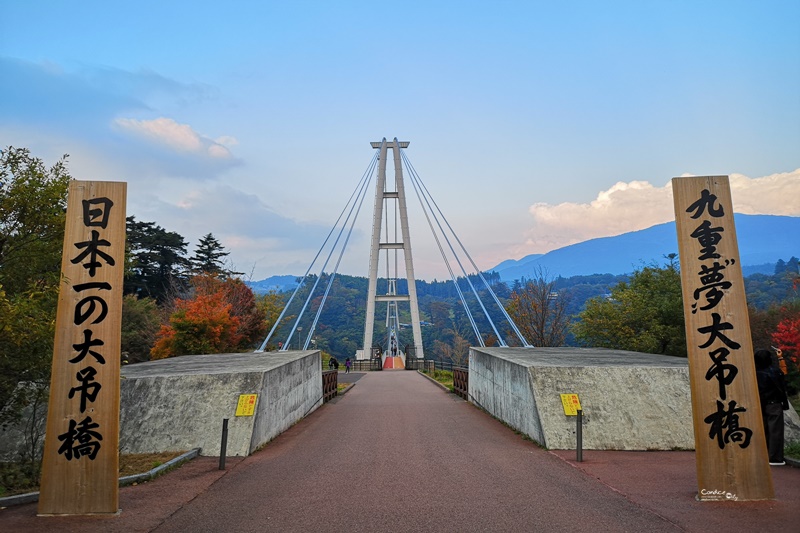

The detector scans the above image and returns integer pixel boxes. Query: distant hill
[490,214,799,282]
[247,275,298,294]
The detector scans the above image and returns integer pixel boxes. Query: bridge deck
[4,371,799,531]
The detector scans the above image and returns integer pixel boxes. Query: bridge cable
[302,159,374,349]
[283,154,377,351]
[255,152,378,352]
[400,152,484,345]
[403,151,531,347]
[403,152,531,347]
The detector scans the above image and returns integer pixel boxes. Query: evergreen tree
[124,216,190,302]
[190,233,230,277]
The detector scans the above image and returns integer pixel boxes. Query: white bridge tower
[360,138,424,360]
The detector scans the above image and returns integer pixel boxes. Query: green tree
[0,147,70,293]
[0,146,70,427]
[124,216,190,302]
[121,294,161,364]
[190,233,231,277]
[256,290,285,351]
[572,259,686,356]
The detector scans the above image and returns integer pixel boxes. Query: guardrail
[322,370,338,402]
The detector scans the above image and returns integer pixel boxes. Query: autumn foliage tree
[150,289,242,359]
[150,274,267,359]
[772,312,800,394]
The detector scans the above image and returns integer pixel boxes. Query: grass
[785,441,800,461]
[423,369,454,391]
[0,451,185,498]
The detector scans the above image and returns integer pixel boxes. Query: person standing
[345,357,351,374]
[754,348,789,466]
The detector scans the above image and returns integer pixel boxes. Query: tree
[433,329,470,366]
[150,274,267,358]
[121,295,161,364]
[124,216,190,302]
[506,268,572,347]
[190,233,231,277]
[0,147,70,293]
[572,259,686,356]
[256,290,285,351]
[0,147,70,427]
[191,274,266,347]
[150,290,242,359]
[772,312,800,394]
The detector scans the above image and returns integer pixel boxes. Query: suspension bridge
[256,138,530,368]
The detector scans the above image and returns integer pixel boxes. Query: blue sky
[2,1,798,280]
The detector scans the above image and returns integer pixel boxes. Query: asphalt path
[3,370,799,532]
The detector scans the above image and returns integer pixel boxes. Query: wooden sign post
[39,181,126,515]
[672,176,773,501]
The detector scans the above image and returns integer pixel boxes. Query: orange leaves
[150,274,256,359]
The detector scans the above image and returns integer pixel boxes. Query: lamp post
[297,327,302,350]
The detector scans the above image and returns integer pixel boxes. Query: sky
[2,1,799,281]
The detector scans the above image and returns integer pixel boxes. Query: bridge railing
[350,359,382,372]
[453,367,468,400]
[406,359,465,372]
[322,370,338,402]
[406,359,469,400]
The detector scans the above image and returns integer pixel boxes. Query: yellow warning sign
[235,394,258,416]
[560,394,582,416]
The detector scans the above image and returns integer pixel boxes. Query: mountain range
[490,214,799,282]
[247,214,799,291]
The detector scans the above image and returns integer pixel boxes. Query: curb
[0,448,202,508]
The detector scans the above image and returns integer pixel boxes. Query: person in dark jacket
[754,348,789,466]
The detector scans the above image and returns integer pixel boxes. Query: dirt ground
[118,451,186,477]
[1,452,186,497]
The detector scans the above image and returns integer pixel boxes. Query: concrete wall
[469,347,695,451]
[119,350,322,456]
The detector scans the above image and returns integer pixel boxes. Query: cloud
[727,169,800,215]
[125,183,372,279]
[0,57,237,180]
[520,168,800,255]
[0,57,210,129]
[215,136,239,147]
[114,117,234,159]
[131,184,334,249]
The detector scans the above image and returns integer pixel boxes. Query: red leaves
[772,314,800,365]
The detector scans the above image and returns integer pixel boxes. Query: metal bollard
[576,410,583,463]
[219,418,229,470]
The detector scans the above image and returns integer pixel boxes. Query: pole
[219,418,229,470]
[576,410,583,463]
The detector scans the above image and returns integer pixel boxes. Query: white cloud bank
[114,117,235,159]
[521,168,800,255]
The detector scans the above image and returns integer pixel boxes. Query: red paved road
[3,371,799,532]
